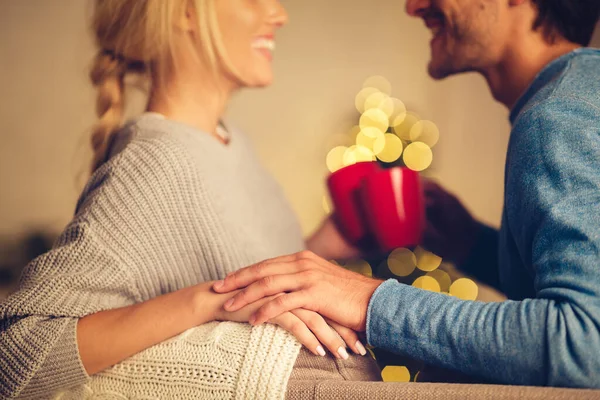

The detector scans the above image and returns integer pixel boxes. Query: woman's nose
[269,1,289,28]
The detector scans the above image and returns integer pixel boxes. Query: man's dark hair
[531,0,600,46]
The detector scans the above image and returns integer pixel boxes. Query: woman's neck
[147,70,235,138]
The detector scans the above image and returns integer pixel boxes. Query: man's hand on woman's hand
[214,289,366,358]
[212,251,384,332]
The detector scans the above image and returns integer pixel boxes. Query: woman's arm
[79,280,365,376]
[306,217,361,261]
[77,281,219,376]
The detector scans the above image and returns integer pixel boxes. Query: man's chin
[427,62,452,80]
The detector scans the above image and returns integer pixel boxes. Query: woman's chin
[246,74,274,89]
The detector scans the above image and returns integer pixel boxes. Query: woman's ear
[175,0,197,33]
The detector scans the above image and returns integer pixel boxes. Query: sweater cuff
[366,279,403,348]
[20,318,90,398]
[236,324,301,399]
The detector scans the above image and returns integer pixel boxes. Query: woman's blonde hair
[89,0,232,171]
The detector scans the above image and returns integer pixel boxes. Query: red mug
[360,167,424,252]
[327,162,380,246]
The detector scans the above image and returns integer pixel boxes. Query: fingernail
[338,347,349,360]
[224,298,234,309]
[316,346,326,357]
[214,280,224,290]
[355,341,367,356]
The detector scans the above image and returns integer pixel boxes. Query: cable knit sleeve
[0,135,204,398]
[1,128,302,399]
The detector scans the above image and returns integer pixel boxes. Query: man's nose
[406,0,431,17]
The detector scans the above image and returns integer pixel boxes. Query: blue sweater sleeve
[366,97,600,388]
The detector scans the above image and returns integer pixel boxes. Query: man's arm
[215,98,600,388]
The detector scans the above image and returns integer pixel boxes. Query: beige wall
[0,1,597,241]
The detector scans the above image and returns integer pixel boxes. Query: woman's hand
[214,292,366,359]
[213,251,383,331]
[272,309,366,359]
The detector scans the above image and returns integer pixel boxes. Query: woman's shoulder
[109,113,201,160]
[76,116,203,215]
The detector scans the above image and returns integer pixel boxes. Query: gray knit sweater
[0,114,305,399]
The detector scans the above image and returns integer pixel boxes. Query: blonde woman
[0,0,381,398]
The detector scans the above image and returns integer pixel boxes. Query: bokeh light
[343,145,375,166]
[403,142,433,172]
[364,92,395,117]
[426,269,452,292]
[344,260,373,278]
[362,75,392,96]
[376,134,403,163]
[355,87,381,114]
[409,120,440,148]
[449,278,479,300]
[412,276,441,292]
[382,366,411,383]
[326,146,348,173]
[389,98,407,126]
[388,248,417,277]
[414,246,442,272]
[360,108,389,133]
[356,127,385,155]
[392,111,420,141]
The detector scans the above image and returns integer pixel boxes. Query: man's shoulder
[549,48,600,105]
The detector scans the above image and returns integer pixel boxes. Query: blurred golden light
[392,111,420,141]
[388,248,417,277]
[382,366,411,383]
[326,146,348,173]
[412,276,441,292]
[362,75,392,95]
[414,246,442,272]
[364,92,395,117]
[389,98,407,126]
[343,145,375,166]
[376,134,403,163]
[344,260,373,278]
[403,142,433,172]
[449,278,479,301]
[356,128,385,154]
[426,269,452,292]
[414,371,420,382]
[409,120,440,148]
[355,87,380,114]
[360,108,389,133]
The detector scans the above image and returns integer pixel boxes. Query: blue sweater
[366,48,600,388]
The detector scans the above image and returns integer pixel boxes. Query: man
[214,0,600,388]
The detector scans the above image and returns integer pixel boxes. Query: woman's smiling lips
[252,35,276,61]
